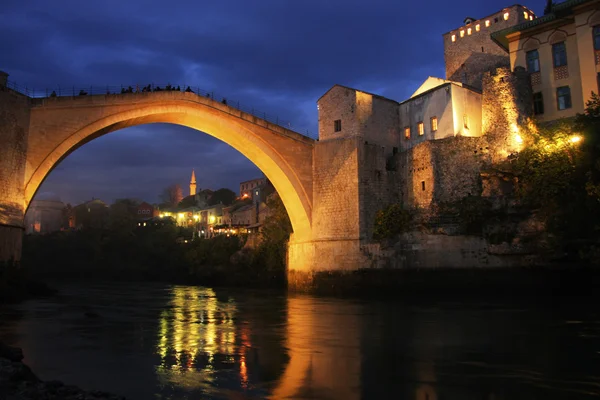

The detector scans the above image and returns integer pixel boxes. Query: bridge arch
[25,95,314,241]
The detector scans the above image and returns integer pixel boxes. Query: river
[0,282,599,399]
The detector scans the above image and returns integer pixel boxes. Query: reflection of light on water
[240,354,248,388]
[154,286,242,389]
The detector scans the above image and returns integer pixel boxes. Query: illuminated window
[430,116,438,132]
[460,30,465,37]
[530,15,534,20]
[467,28,472,35]
[557,86,572,110]
[417,122,424,136]
[533,92,544,115]
[404,126,411,139]
[475,24,480,32]
[334,119,342,132]
[452,34,456,42]
[485,20,491,27]
[504,12,509,20]
[524,11,528,19]
[463,115,469,129]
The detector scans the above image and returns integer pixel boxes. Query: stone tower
[443,5,536,89]
[189,169,197,197]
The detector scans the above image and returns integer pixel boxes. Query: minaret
[189,169,197,196]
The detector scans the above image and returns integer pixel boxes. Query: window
[485,20,490,27]
[404,127,411,139]
[504,12,509,20]
[431,116,438,132]
[526,49,540,72]
[421,181,426,191]
[533,92,544,115]
[552,42,568,67]
[460,30,465,37]
[476,24,480,32]
[451,34,456,42]
[494,17,498,23]
[530,15,534,20]
[467,28,472,35]
[594,26,600,50]
[557,86,572,110]
[334,119,342,132]
[417,122,424,136]
[524,11,528,19]
[463,114,469,129]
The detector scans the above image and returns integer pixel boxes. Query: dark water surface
[1,282,599,399]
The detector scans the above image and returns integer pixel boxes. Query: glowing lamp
[193,215,199,220]
[178,213,184,219]
[570,135,582,143]
[515,134,523,144]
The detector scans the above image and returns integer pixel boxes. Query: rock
[0,342,24,362]
[0,345,125,399]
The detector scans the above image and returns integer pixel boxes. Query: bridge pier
[0,83,30,264]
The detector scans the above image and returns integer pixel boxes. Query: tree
[161,184,183,208]
[208,188,236,206]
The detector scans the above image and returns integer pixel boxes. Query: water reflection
[154,286,243,394]
[1,284,599,399]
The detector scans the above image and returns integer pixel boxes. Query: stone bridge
[0,77,377,288]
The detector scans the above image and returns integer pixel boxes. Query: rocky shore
[0,342,125,400]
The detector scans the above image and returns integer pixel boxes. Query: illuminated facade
[496,0,600,122]
[239,177,266,199]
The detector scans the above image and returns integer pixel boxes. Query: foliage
[161,184,183,207]
[243,193,293,283]
[505,93,600,256]
[178,195,198,209]
[373,204,413,241]
[208,188,237,206]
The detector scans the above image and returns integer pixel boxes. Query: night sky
[2,0,543,206]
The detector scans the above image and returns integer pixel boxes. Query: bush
[373,204,413,241]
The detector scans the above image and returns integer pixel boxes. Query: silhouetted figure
[166,84,172,91]
[222,98,227,105]
[154,86,162,92]
[78,90,87,96]
[185,86,193,93]
[50,91,57,97]
[121,88,126,94]
[127,86,134,93]
[176,86,181,91]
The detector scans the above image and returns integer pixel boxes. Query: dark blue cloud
[2,0,543,205]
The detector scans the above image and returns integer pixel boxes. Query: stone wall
[312,137,360,242]
[482,66,533,162]
[0,87,31,261]
[366,231,532,269]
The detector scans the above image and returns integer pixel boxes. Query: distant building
[72,199,109,229]
[24,192,65,234]
[239,177,266,199]
[135,201,158,219]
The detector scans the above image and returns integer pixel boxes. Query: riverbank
[0,263,57,304]
[0,342,124,399]
[289,265,600,298]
